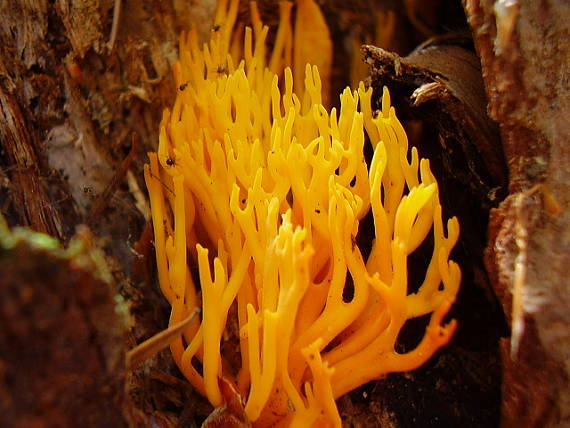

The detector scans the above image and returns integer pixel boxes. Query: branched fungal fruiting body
[144,0,461,426]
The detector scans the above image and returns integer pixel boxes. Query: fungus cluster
[144,0,460,426]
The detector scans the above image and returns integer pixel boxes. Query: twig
[126,308,200,370]
[107,0,122,52]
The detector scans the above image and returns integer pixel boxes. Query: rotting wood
[0,88,64,238]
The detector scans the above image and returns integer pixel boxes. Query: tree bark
[464,1,570,426]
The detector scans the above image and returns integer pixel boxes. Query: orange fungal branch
[144,0,461,426]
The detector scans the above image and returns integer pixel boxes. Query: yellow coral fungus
[144,0,460,426]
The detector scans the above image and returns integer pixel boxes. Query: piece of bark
[464,0,570,427]
[363,41,507,197]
